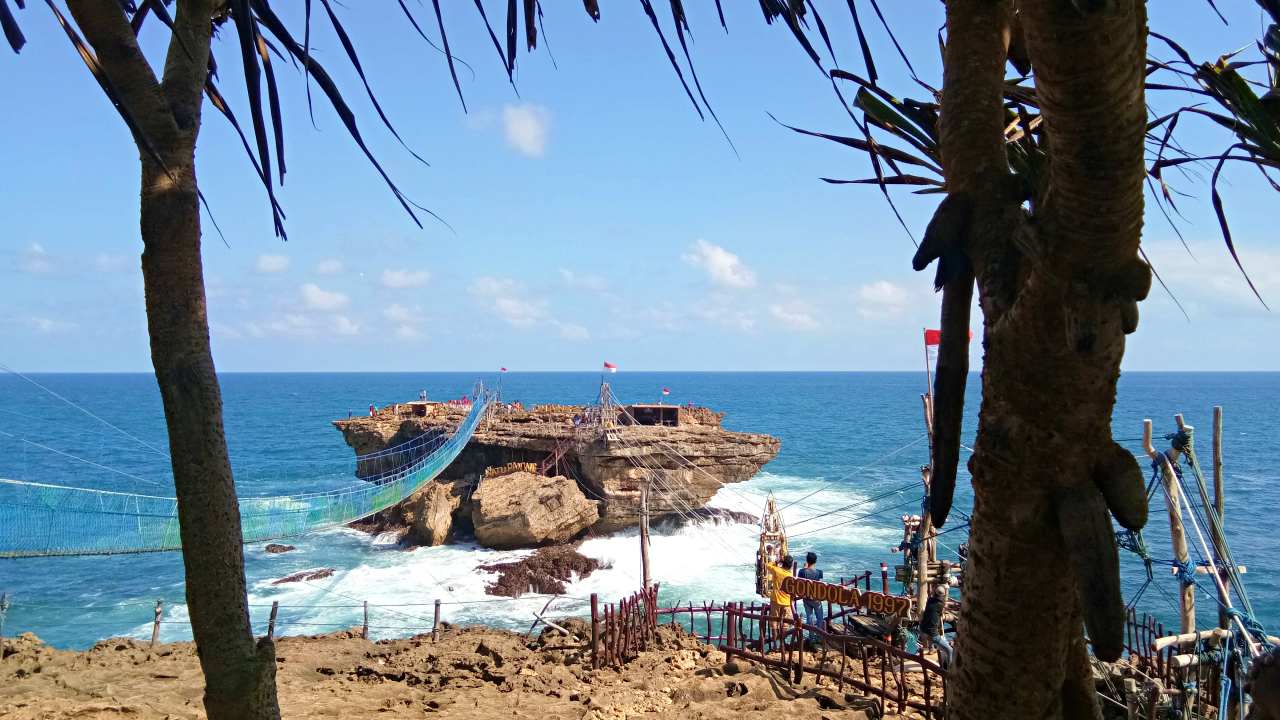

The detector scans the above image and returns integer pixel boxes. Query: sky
[1,2,1277,372]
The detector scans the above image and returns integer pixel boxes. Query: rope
[0,362,170,458]
[0,429,165,487]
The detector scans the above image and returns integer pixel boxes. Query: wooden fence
[590,580,946,718]
[589,584,659,669]
[720,602,946,719]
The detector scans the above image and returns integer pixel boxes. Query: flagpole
[922,327,933,403]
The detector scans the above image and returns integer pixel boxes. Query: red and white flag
[500,367,508,373]
[662,387,670,396]
[603,361,618,373]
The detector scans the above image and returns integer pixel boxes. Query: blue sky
[1,2,1276,372]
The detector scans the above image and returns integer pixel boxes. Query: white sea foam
[138,471,917,644]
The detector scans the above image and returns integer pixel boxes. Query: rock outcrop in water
[470,470,599,549]
[334,398,779,548]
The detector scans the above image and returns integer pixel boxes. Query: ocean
[0,371,1275,649]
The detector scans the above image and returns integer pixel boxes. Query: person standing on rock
[796,551,824,646]
[762,555,795,653]
[920,584,952,670]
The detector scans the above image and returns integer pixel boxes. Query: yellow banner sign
[780,576,912,617]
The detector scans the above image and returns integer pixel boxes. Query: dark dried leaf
[319,0,430,162]
[638,0,703,120]
[430,0,467,111]
[251,0,426,229]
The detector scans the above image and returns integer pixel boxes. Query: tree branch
[65,0,179,148]
[161,0,217,132]
[939,0,1012,196]
[1019,0,1148,265]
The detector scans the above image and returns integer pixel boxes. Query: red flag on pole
[662,387,670,396]
[603,362,618,373]
[924,329,942,346]
[500,367,508,372]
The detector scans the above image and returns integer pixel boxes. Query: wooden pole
[0,592,8,663]
[590,593,600,670]
[267,601,279,640]
[150,600,163,648]
[362,600,369,640]
[433,599,442,642]
[1212,406,1229,631]
[1143,419,1195,634]
[916,393,935,619]
[881,562,890,594]
[640,480,651,591]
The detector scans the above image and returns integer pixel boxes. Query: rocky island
[333,395,780,550]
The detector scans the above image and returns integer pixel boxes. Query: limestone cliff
[334,399,779,546]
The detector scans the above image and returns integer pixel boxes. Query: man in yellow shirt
[763,555,795,652]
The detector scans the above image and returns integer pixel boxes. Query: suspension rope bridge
[0,388,494,558]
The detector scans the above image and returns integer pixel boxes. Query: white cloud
[470,276,548,327]
[383,303,415,324]
[383,303,426,340]
[210,322,243,341]
[856,280,911,319]
[1143,241,1280,311]
[316,258,344,275]
[256,254,290,274]
[300,283,349,311]
[683,240,757,289]
[251,313,315,337]
[94,253,127,273]
[559,268,607,291]
[20,243,54,274]
[503,103,551,158]
[770,303,820,331]
[693,300,756,332]
[331,315,360,336]
[554,321,590,340]
[381,269,430,289]
[26,316,76,334]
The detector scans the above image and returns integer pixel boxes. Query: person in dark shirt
[795,551,824,646]
[920,584,952,669]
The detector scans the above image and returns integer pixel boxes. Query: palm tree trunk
[938,1,1149,717]
[139,152,280,720]
[62,1,282,717]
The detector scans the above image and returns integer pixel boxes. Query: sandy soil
[0,620,927,719]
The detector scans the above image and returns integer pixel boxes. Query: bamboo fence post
[1143,419,1195,634]
[916,469,934,619]
[590,594,600,669]
[1212,406,1230,631]
[362,601,369,640]
[433,599,442,642]
[150,600,163,648]
[267,601,279,640]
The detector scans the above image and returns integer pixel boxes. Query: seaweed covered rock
[479,546,608,597]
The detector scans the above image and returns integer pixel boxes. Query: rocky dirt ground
[0,621,926,719]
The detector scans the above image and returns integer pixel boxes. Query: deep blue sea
[0,372,1275,649]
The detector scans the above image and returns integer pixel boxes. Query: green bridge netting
[0,393,492,558]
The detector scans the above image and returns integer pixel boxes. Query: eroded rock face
[470,471,598,549]
[333,401,779,540]
[404,479,465,546]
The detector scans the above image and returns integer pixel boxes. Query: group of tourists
[762,552,953,670]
